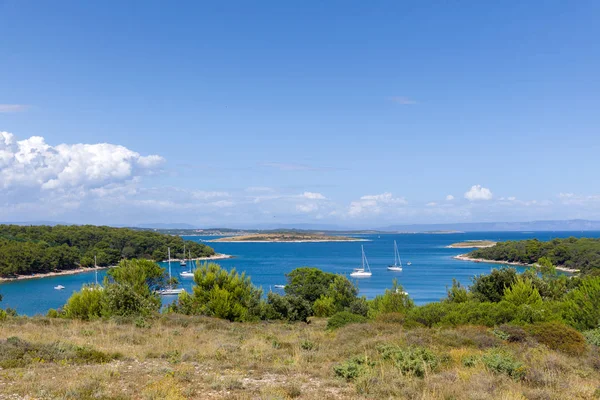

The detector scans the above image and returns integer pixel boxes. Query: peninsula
[210,233,364,242]
[447,240,497,249]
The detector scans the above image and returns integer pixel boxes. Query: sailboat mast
[168,247,172,279]
[189,250,192,270]
[94,255,98,285]
[361,245,365,269]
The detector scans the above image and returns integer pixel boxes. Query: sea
[1,231,599,316]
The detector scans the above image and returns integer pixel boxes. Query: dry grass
[0,315,598,399]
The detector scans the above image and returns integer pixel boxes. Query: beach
[453,254,580,273]
[0,253,233,282]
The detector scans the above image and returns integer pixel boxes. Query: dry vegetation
[0,315,598,399]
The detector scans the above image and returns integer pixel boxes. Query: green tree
[369,279,414,318]
[284,267,337,303]
[63,286,105,320]
[172,263,263,322]
[562,276,600,330]
[470,267,518,302]
[503,277,543,307]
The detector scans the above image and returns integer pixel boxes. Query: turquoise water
[1,231,598,315]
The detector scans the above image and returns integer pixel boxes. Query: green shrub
[327,311,367,330]
[462,354,479,367]
[333,355,374,381]
[368,279,414,318]
[0,309,7,321]
[377,345,440,377]
[482,349,526,380]
[562,276,600,330]
[266,293,311,322]
[526,322,587,355]
[172,263,263,322]
[470,267,518,302]
[46,309,60,318]
[503,277,543,307]
[102,283,159,317]
[285,267,337,303]
[313,295,336,317]
[64,285,105,320]
[583,328,600,347]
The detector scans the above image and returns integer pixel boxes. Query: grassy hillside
[0,315,598,399]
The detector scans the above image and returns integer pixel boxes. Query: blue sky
[1,1,599,227]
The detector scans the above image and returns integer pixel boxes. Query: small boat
[54,285,65,290]
[407,261,412,266]
[180,244,187,266]
[350,245,372,278]
[158,288,186,295]
[274,284,286,289]
[180,250,194,278]
[160,247,186,296]
[387,240,403,271]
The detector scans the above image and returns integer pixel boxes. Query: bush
[285,268,337,303]
[562,276,600,330]
[495,324,528,343]
[369,279,414,318]
[526,322,587,356]
[64,285,105,320]
[327,311,367,330]
[266,293,311,322]
[503,277,543,307]
[103,283,159,317]
[470,267,518,302]
[0,309,6,321]
[482,349,526,380]
[583,328,600,347]
[313,295,336,317]
[172,263,263,322]
[377,345,440,377]
[333,355,374,381]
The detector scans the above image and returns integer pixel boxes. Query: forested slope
[468,237,600,273]
[0,225,214,277]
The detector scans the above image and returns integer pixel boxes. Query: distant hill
[133,223,199,229]
[378,219,600,232]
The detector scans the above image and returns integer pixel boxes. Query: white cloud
[0,132,164,191]
[192,191,230,200]
[0,104,29,113]
[464,185,493,201]
[348,192,407,217]
[446,195,454,201]
[426,202,437,207]
[301,191,326,200]
[296,203,319,213]
[507,196,516,201]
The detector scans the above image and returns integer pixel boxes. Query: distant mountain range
[377,219,600,232]
[2,219,600,232]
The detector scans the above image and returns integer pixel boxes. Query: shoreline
[453,254,580,273]
[0,253,233,283]
[208,239,369,243]
[165,254,233,262]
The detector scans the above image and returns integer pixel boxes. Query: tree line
[0,225,214,277]
[55,255,600,336]
[468,237,600,274]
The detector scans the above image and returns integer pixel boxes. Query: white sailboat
[180,250,194,278]
[180,244,187,266]
[350,245,372,278]
[387,240,403,271]
[159,247,185,295]
[54,285,65,290]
